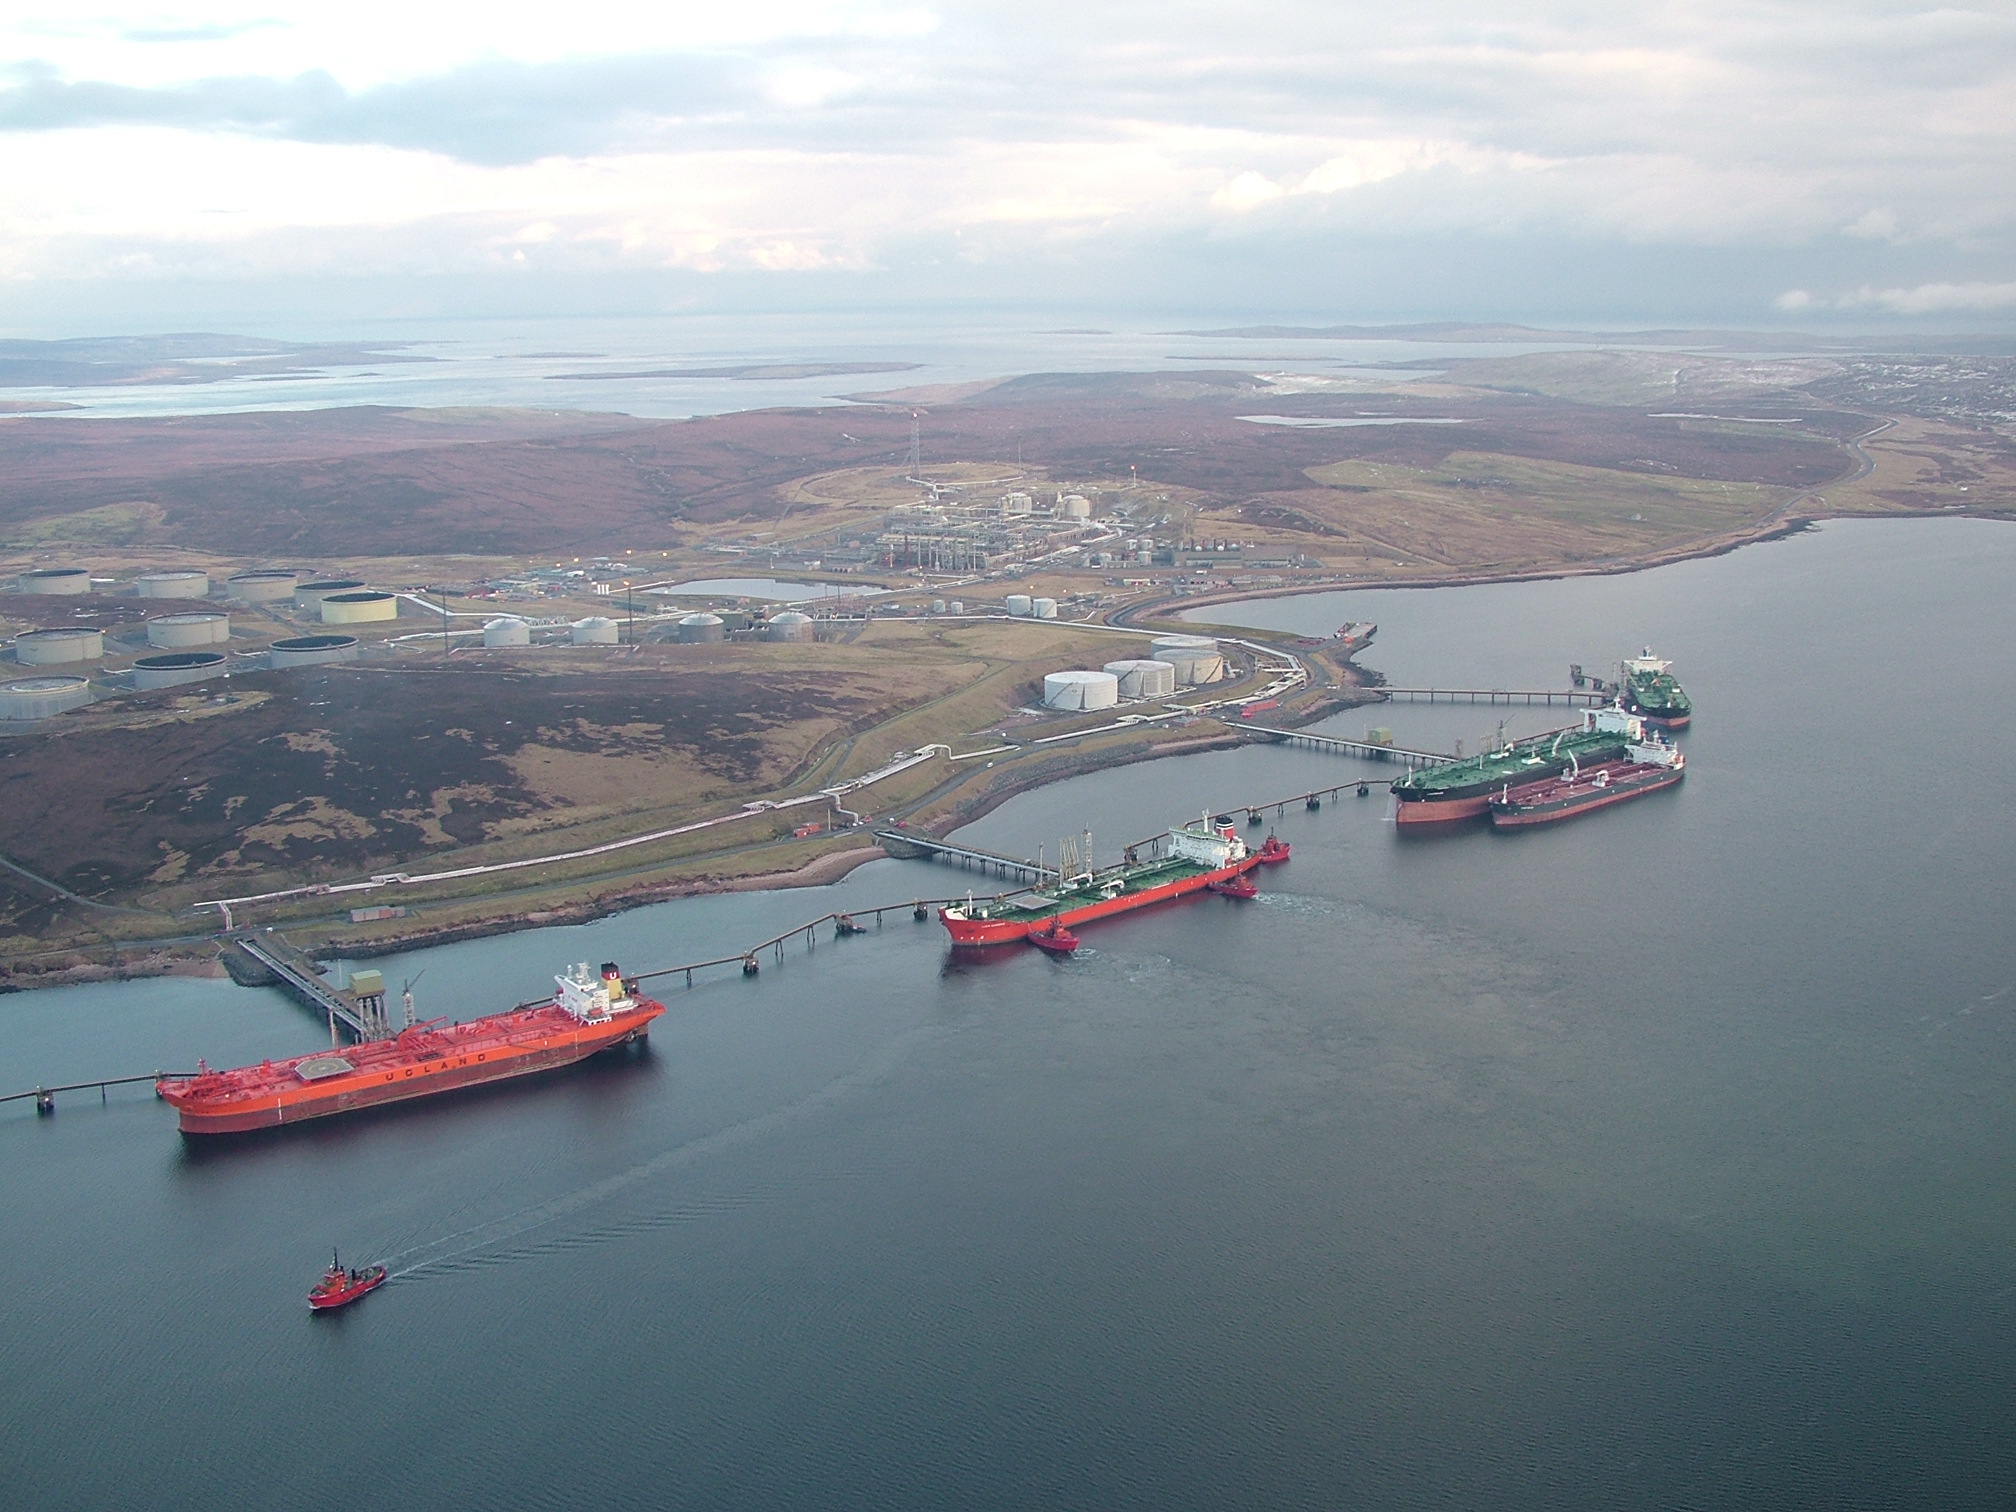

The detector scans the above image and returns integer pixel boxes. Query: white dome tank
[765,611,814,642]
[1103,659,1177,699]
[1150,634,1225,685]
[483,616,532,647]
[1042,670,1119,711]
[571,616,620,645]
[677,612,725,643]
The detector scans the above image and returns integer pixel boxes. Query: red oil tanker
[157,963,664,1135]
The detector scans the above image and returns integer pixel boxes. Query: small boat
[1208,875,1259,898]
[1028,922,1081,954]
[1254,836,1291,864]
[309,1251,386,1312]
[834,913,868,936]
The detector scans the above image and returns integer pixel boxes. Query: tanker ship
[157,962,664,1135]
[939,818,1282,945]
[1487,734,1685,827]
[1620,648,1693,729]
[1390,706,1645,825]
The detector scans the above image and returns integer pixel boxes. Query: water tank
[321,591,398,624]
[295,577,366,610]
[136,570,210,599]
[131,651,226,690]
[1032,597,1058,619]
[226,570,299,603]
[1103,659,1178,699]
[16,567,91,595]
[1060,494,1092,519]
[765,610,814,643]
[0,675,93,720]
[1004,594,1033,617]
[269,634,358,668]
[147,612,230,648]
[14,627,103,665]
[1150,634,1226,685]
[677,612,725,644]
[571,616,620,645]
[483,616,531,648]
[1042,669,1119,711]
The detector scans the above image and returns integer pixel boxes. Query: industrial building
[16,567,92,595]
[1042,669,1120,711]
[135,571,210,599]
[132,651,226,690]
[147,612,230,648]
[14,627,103,665]
[0,675,93,721]
[873,487,1109,573]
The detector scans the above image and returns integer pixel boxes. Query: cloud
[1843,281,2016,315]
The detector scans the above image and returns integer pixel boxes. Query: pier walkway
[1241,724,1451,768]
[233,934,382,1040]
[1376,687,1605,707]
[872,830,1060,883]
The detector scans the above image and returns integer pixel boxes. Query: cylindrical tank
[16,567,92,595]
[269,634,358,668]
[321,591,398,624]
[0,675,93,720]
[1060,494,1092,519]
[136,570,210,599]
[930,599,946,614]
[14,627,103,665]
[1032,597,1058,619]
[131,651,226,690]
[1150,634,1226,685]
[295,577,366,610]
[226,570,300,603]
[571,616,620,645]
[947,601,964,615]
[677,612,725,644]
[482,616,532,648]
[146,612,230,648]
[1004,594,1033,617]
[1042,669,1119,711]
[1103,659,1178,699]
[765,610,814,643]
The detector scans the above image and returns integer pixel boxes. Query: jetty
[872,829,1060,883]
[1375,687,1606,707]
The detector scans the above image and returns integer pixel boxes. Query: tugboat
[1208,874,1259,898]
[309,1251,386,1312]
[1254,835,1291,864]
[1029,921,1081,954]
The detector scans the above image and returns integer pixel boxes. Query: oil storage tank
[0,675,93,721]
[1032,597,1058,619]
[269,634,357,668]
[1149,634,1225,685]
[321,591,397,625]
[1004,594,1033,617]
[483,616,531,647]
[16,567,91,595]
[1042,669,1119,711]
[15,627,103,665]
[1103,659,1177,699]
[571,616,620,645]
[136,570,209,599]
[226,570,299,603]
[765,610,814,643]
[147,612,230,648]
[132,651,226,690]
[676,612,725,644]
[295,577,365,611]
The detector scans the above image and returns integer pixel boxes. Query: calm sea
[3,517,2012,1510]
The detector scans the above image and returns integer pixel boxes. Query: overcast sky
[2,1,2012,331]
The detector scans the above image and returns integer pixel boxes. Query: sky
[1,1,2013,332]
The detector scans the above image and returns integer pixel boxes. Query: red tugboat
[1208,874,1259,898]
[1029,921,1081,954]
[1254,835,1291,864]
[309,1251,386,1311]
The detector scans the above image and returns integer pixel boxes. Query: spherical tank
[147,612,230,648]
[1103,659,1177,699]
[1004,594,1033,617]
[321,591,398,624]
[131,651,226,690]
[16,567,91,595]
[14,627,103,665]
[0,675,93,720]
[295,577,366,610]
[226,570,300,603]
[765,611,814,643]
[677,612,725,644]
[1042,669,1119,711]
[570,616,620,645]
[136,570,210,599]
[482,616,532,647]
[269,634,359,668]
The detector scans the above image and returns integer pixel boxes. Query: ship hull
[940,855,1260,945]
[1489,766,1684,827]
[1393,793,1493,825]
[161,1008,660,1135]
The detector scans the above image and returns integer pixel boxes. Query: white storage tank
[0,675,93,720]
[1004,594,1033,617]
[1042,669,1119,711]
[571,616,620,645]
[1150,634,1226,685]
[226,569,299,603]
[14,627,103,665]
[147,612,230,648]
[947,601,964,615]
[321,591,398,625]
[269,634,358,668]
[1103,659,1178,699]
[16,567,92,595]
[136,570,210,599]
[1002,492,1034,516]
[295,577,366,610]
[1060,494,1092,519]
[677,612,726,644]
[930,599,946,614]
[483,616,532,648]
[765,610,814,643]
[131,651,226,690]
[1032,597,1058,619]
